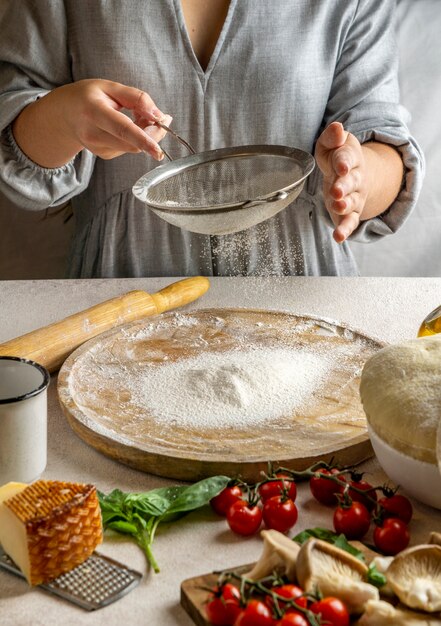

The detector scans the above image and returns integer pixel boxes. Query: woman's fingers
[138,114,173,143]
[326,188,362,216]
[104,82,164,122]
[70,80,172,160]
[316,124,362,181]
[83,127,143,159]
[92,103,165,159]
[333,211,361,243]
[317,122,348,151]
[326,192,362,216]
[316,125,368,242]
[329,169,361,202]
[315,122,348,178]
[331,145,357,177]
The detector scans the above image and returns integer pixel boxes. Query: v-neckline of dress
[173,0,238,83]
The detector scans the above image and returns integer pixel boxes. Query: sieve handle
[155,121,196,161]
[241,190,288,209]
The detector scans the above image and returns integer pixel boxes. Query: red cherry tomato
[206,596,231,626]
[333,501,371,540]
[378,494,413,524]
[262,495,298,533]
[373,518,410,555]
[266,584,307,612]
[310,597,350,626]
[348,479,378,512]
[278,612,309,626]
[211,486,243,516]
[233,600,274,626]
[258,475,297,503]
[206,583,242,625]
[227,500,263,536]
[309,469,345,505]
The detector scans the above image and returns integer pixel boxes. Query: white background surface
[1,276,441,625]
[350,0,441,276]
[0,0,440,278]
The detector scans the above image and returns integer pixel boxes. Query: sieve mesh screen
[145,154,303,209]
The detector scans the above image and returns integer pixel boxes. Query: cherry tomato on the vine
[206,583,242,626]
[278,612,309,626]
[233,599,274,626]
[262,495,298,533]
[309,468,345,505]
[266,584,307,612]
[310,597,350,626]
[211,485,243,517]
[258,475,297,503]
[373,517,410,555]
[333,501,371,540]
[227,500,263,536]
[378,494,413,524]
[348,478,377,512]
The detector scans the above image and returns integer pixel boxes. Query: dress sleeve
[0,0,95,211]
[317,0,425,243]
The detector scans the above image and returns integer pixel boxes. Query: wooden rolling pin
[0,276,210,373]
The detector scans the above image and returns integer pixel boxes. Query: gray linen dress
[0,0,424,277]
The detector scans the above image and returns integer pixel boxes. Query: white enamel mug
[0,357,50,484]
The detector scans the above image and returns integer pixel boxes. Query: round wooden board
[58,308,384,481]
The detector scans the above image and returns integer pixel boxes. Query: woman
[0,0,424,277]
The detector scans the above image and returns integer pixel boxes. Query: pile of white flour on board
[128,346,334,430]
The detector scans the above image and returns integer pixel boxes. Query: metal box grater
[0,548,142,610]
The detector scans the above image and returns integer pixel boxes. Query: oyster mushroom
[296,539,379,614]
[386,544,441,612]
[356,599,440,625]
[428,532,441,547]
[370,555,394,573]
[369,555,395,598]
[245,529,300,581]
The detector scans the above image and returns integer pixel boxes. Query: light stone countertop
[1,277,441,626]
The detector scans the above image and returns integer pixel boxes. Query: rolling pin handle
[150,276,210,314]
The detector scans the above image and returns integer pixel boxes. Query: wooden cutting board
[57,308,384,481]
[181,563,253,626]
[180,542,381,626]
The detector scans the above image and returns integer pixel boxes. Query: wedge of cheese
[0,479,103,585]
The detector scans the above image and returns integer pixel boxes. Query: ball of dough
[360,336,441,464]
[437,419,441,477]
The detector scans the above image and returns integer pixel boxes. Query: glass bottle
[418,305,441,337]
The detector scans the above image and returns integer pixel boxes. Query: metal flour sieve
[132,125,315,236]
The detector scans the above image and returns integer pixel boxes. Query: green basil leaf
[367,562,387,588]
[106,520,138,535]
[293,527,338,544]
[333,534,366,562]
[164,475,230,516]
[293,527,366,562]
[98,489,132,524]
[133,512,149,530]
[127,486,189,517]
[98,475,231,573]
[98,489,127,509]
[145,516,157,534]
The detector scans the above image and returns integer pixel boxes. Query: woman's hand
[13,79,171,168]
[315,122,369,243]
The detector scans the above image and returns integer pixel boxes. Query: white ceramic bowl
[368,425,441,510]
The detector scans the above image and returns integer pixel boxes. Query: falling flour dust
[128,347,333,430]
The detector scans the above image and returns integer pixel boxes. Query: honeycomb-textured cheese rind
[5,480,103,585]
[5,480,93,523]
